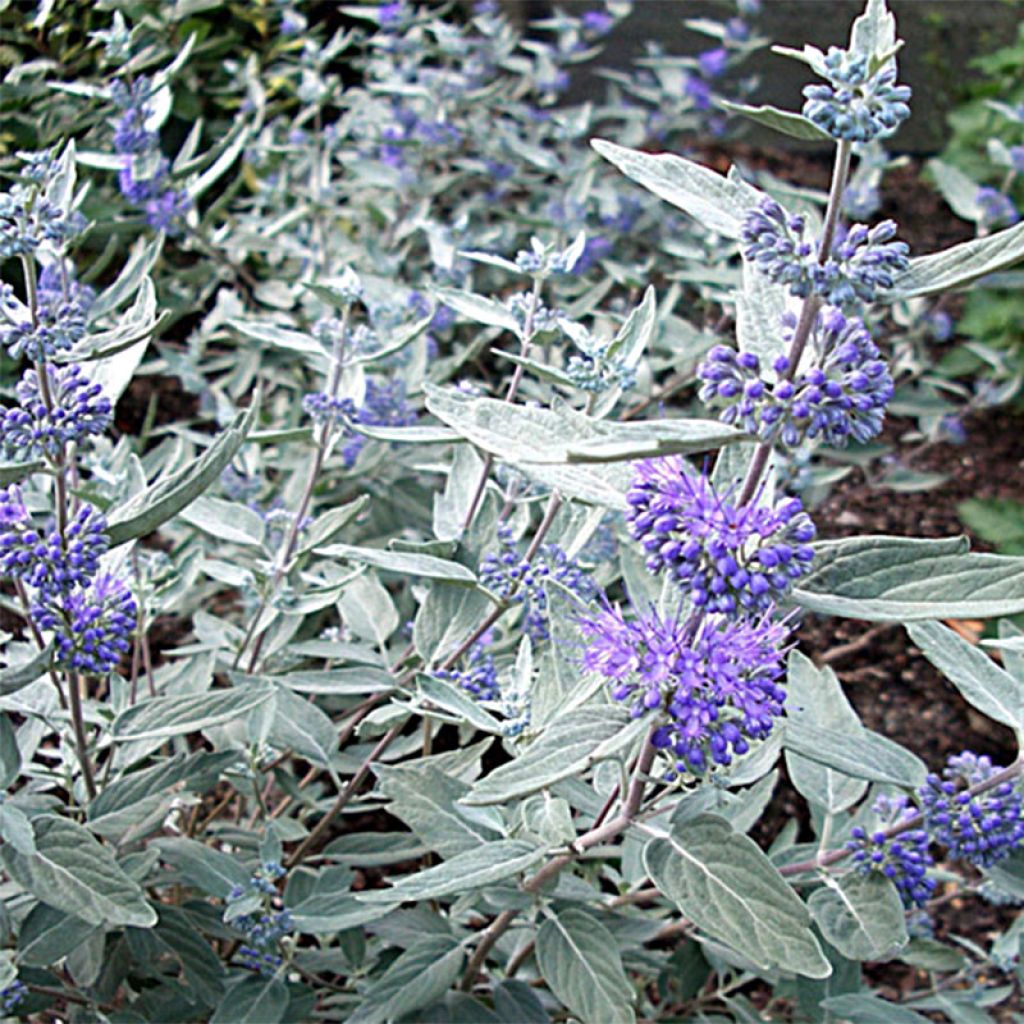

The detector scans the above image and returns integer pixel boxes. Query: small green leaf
[794,535,1024,621]
[348,936,463,1024]
[0,461,44,487]
[908,621,1024,729]
[358,840,547,903]
[784,718,926,787]
[0,643,52,696]
[592,139,761,239]
[434,287,520,333]
[808,874,907,961]
[822,993,932,1024]
[211,975,289,1024]
[462,707,645,806]
[111,686,274,741]
[317,542,477,583]
[719,101,831,141]
[536,908,635,1024]
[3,817,156,928]
[151,837,249,898]
[644,814,830,978]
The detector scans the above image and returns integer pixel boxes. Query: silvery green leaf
[178,495,266,546]
[926,159,985,222]
[737,255,790,374]
[521,794,576,846]
[907,621,1024,729]
[415,675,505,734]
[457,250,522,274]
[718,101,832,142]
[56,277,165,364]
[189,120,252,200]
[266,688,340,775]
[90,234,164,319]
[227,319,329,373]
[358,839,547,903]
[849,0,898,66]
[0,714,19,790]
[348,936,463,1024]
[997,619,1024,683]
[149,907,226,1009]
[0,804,34,856]
[290,893,396,934]
[592,139,762,238]
[822,994,932,1024]
[211,975,288,1024]
[784,719,926,787]
[494,980,550,1024]
[604,285,658,369]
[298,495,370,555]
[794,535,1024,620]
[111,686,274,741]
[564,418,745,463]
[323,831,427,867]
[462,707,645,806]
[784,652,868,814]
[151,837,249,898]
[880,221,1024,300]
[317,542,477,583]
[499,350,576,389]
[377,762,501,858]
[0,642,52,695]
[644,814,830,978]
[107,399,258,547]
[536,908,636,1024]
[18,905,99,966]
[0,461,43,486]
[415,582,495,665]
[435,287,519,333]
[808,874,907,961]
[262,668,393,695]
[2,816,156,928]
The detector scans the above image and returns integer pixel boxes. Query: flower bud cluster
[435,632,500,700]
[0,266,93,362]
[975,187,1019,229]
[625,459,815,615]
[847,795,936,908]
[0,980,26,1014]
[303,378,417,467]
[802,48,911,142]
[226,861,293,977]
[1,363,112,460]
[579,604,791,774]
[0,156,85,259]
[480,523,599,643]
[111,76,191,234]
[920,752,1024,868]
[697,308,893,448]
[741,198,908,307]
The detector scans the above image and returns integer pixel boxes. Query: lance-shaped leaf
[808,873,907,961]
[0,643,53,696]
[107,399,259,547]
[907,621,1024,729]
[536,908,635,1024]
[358,840,547,903]
[784,652,868,813]
[644,814,831,978]
[784,718,926,787]
[0,461,43,486]
[434,287,520,333]
[793,535,1024,621]
[316,543,477,583]
[111,686,274,741]
[592,139,761,238]
[3,817,156,928]
[462,708,646,806]
[880,220,1024,300]
[718,101,832,142]
[822,993,932,1024]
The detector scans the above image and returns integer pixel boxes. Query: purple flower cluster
[625,459,815,614]
[975,187,1019,229]
[0,981,25,1014]
[697,308,894,448]
[741,198,909,307]
[303,378,417,467]
[802,48,911,142]
[1,363,112,460]
[0,488,134,674]
[480,524,600,642]
[579,604,791,774]
[111,76,191,234]
[920,751,1024,868]
[847,795,936,908]
[0,265,92,362]
[0,169,85,259]
[38,573,137,675]
[227,861,293,977]
[435,631,500,700]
